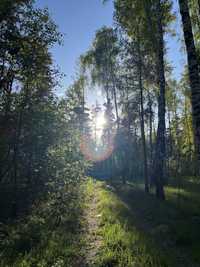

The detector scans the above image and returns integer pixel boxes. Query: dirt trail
[83,185,102,267]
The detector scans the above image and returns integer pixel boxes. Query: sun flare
[96,114,106,130]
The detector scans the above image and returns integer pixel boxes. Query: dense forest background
[0,0,200,266]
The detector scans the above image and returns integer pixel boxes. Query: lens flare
[80,134,115,162]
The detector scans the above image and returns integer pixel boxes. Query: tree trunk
[113,83,119,128]
[179,0,200,161]
[137,39,149,193]
[110,63,119,128]
[154,0,166,200]
[148,92,153,172]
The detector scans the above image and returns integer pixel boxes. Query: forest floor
[1,177,200,267]
[81,178,200,267]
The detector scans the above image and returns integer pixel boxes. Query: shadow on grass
[105,182,200,266]
[164,177,200,218]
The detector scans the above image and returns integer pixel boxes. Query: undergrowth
[0,182,87,267]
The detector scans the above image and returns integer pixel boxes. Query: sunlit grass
[109,178,200,266]
[89,180,172,267]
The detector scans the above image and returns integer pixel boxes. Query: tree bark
[179,0,200,161]
[113,81,120,128]
[110,63,119,128]
[154,0,166,200]
[137,39,149,193]
[148,92,153,171]
[198,0,200,18]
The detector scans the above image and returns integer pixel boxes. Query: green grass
[165,177,200,215]
[88,181,173,267]
[1,177,200,266]
[165,177,200,263]
[86,177,200,267]
[109,178,200,266]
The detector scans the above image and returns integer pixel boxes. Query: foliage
[0,180,86,267]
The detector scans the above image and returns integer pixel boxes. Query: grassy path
[84,180,169,267]
[83,179,200,267]
[84,180,102,267]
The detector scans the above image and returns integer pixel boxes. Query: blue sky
[36,0,185,103]
[166,0,186,81]
[36,0,113,99]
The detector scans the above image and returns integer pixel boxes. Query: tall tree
[152,0,167,199]
[179,0,200,161]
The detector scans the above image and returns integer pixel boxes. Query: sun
[96,113,106,129]
[96,113,106,139]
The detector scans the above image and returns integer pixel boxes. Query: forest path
[83,180,102,267]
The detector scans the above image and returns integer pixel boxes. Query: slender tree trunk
[179,0,200,161]
[110,65,119,128]
[126,86,131,137]
[148,93,153,171]
[168,110,173,156]
[113,82,119,128]
[126,81,131,180]
[137,39,149,193]
[184,95,193,173]
[154,0,166,200]
[167,109,173,176]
